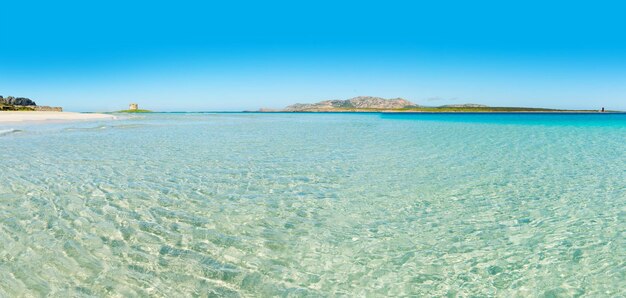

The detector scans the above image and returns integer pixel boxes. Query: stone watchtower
[129,103,138,110]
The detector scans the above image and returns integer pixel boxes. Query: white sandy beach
[0,111,116,123]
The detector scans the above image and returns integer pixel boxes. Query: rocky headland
[0,95,63,112]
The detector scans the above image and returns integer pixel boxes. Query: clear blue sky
[1,0,625,111]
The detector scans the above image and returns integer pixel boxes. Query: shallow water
[0,113,624,296]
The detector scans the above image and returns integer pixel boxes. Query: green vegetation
[0,105,35,111]
[1,95,37,111]
[117,109,153,113]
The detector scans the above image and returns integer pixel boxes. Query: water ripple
[0,113,624,296]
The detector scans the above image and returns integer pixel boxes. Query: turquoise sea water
[0,113,624,296]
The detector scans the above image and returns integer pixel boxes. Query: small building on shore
[129,103,139,110]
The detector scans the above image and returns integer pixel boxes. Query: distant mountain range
[268,96,491,112]
[282,96,418,111]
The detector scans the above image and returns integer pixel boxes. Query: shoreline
[252,110,619,114]
[380,110,616,114]
[0,111,117,123]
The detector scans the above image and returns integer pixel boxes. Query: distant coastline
[256,109,611,113]
[259,96,615,113]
